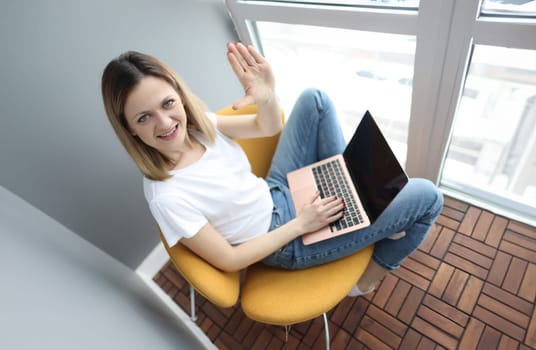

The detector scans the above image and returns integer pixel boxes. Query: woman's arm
[180,192,344,272]
[216,42,283,139]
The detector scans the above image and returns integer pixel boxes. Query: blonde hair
[101,51,216,181]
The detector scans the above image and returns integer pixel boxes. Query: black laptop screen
[343,111,408,222]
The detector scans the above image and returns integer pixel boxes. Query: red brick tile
[232,311,254,342]
[448,242,493,269]
[341,297,369,334]
[250,328,275,350]
[459,207,482,236]
[478,294,530,328]
[444,252,488,279]
[472,211,494,242]
[398,287,425,325]
[482,282,534,316]
[417,305,464,338]
[436,214,460,231]
[453,234,497,258]
[526,306,536,348]
[457,276,484,314]
[366,304,407,337]
[443,268,469,305]
[411,249,441,270]
[441,205,465,222]
[519,263,536,302]
[485,216,508,248]
[281,333,301,350]
[429,263,455,298]
[330,328,351,350]
[411,316,458,350]
[497,335,519,350]
[459,317,485,350]
[473,306,525,341]
[443,196,469,212]
[416,336,437,350]
[329,296,353,327]
[504,229,536,252]
[478,326,502,350]
[360,315,402,349]
[430,227,455,259]
[373,273,398,308]
[399,328,422,350]
[423,294,469,327]
[355,328,392,350]
[301,317,324,348]
[500,240,536,264]
[403,255,437,280]
[385,279,411,316]
[420,223,442,253]
[218,331,248,350]
[394,264,431,291]
[503,257,528,294]
[487,251,512,286]
[507,221,536,237]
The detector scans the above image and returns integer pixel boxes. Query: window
[226,0,536,225]
[481,0,536,17]
[441,45,536,214]
[257,22,416,163]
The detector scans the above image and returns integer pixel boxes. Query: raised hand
[227,42,276,110]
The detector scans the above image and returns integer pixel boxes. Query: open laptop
[287,111,408,245]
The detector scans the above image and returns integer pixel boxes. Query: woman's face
[124,76,189,158]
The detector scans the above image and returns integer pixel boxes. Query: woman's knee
[409,178,444,219]
[296,88,332,114]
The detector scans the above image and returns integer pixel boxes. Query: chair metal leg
[189,285,198,322]
[322,312,330,350]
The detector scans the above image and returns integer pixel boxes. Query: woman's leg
[266,88,346,187]
[264,178,444,271]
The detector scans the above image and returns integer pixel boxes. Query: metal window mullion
[406,0,481,183]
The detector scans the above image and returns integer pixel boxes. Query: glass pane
[253,0,419,9]
[256,21,416,165]
[441,45,536,216]
[481,0,536,17]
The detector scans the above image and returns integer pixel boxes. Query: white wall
[0,0,242,268]
[0,186,210,350]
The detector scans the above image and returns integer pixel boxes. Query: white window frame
[225,0,536,224]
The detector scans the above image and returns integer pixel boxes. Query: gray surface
[0,186,207,350]
[0,0,241,268]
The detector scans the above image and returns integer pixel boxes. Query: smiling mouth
[158,125,178,139]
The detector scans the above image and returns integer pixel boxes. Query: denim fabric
[263,89,444,270]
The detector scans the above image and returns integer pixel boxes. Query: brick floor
[153,196,536,349]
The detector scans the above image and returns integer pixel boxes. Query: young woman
[101,43,443,296]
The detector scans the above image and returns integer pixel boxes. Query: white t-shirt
[143,113,273,247]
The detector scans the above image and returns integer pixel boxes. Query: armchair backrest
[217,105,284,178]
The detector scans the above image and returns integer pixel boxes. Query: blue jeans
[264,88,444,270]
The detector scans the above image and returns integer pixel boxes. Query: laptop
[287,111,408,245]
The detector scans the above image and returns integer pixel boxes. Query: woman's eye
[137,114,149,123]
[164,99,175,108]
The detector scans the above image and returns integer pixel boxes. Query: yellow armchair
[159,105,373,349]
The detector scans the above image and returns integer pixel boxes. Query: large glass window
[255,0,420,8]
[257,21,416,164]
[441,45,536,214]
[481,0,536,17]
[226,0,536,225]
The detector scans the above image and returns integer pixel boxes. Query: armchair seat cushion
[241,245,374,325]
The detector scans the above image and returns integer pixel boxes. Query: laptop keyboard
[312,159,364,232]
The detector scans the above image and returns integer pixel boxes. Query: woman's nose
[154,111,172,127]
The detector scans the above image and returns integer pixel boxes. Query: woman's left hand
[227,42,276,110]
